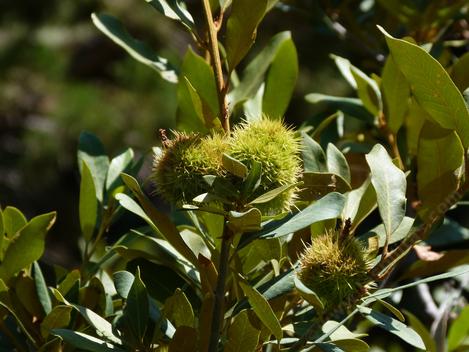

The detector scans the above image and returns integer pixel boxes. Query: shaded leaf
[40,305,72,338]
[225,0,267,70]
[417,121,464,220]
[404,97,427,156]
[451,52,469,92]
[350,66,382,116]
[146,0,195,31]
[113,271,134,299]
[301,132,327,172]
[403,310,437,352]
[168,326,197,352]
[0,212,56,281]
[359,216,414,248]
[342,178,377,232]
[305,94,373,122]
[249,183,299,205]
[294,275,324,311]
[300,172,351,201]
[382,55,410,133]
[79,161,97,241]
[73,304,122,345]
[91,13,177,83]
[122,268,149,343]
[164,288,194,328]
[239,281,282,341]
[448,305,469,351]
[227,208,262,233]
[222,153,248,178]
[365,144,406,238]
[225,310,260,352]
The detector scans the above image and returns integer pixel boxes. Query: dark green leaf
[380,26,469,148]
[342,178,377,231]
[239,281,282,341]
[77,131,109,203]
[0,212,56,281]
[365,144,406,238]
[164,288,194,328]
[91,13,178,83]
[262,37,298,118]
[52,329,124,352]
[405,97,427,156]
[301,132,327,172]
[294,275,324,311]
[359,216,414,248]
[256,192,345,239]
[241,161,262,200]
[2,206,27,238]
[168,326,197,352]
[225,0,267,71]
[249,183,300,205]
[224,311,260,352]
[113,271,134,299]
[382,56,410,133]
[79,161,97,241]
[326,144,351,184]
[358,306,425,349]
[227,208,262,233]
[33,262,52,315]
[417,121,464,220]
[123,268,149,342]
[106,148,134,191]
[350,66,382,116]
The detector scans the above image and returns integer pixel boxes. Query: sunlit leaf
[79,161,97,241]
[224,311,260,352]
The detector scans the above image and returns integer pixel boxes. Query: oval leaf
[79,161,97,241]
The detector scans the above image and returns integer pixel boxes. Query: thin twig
[202,0,230,133]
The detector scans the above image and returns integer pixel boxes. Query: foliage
[1,0,469,351]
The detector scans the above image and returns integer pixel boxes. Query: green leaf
[331,54,357,89]
[403,310,436,352]
[379,26,469,148]
[239,280,282,341]
[241,161,262,200]
[225,0,267,71]
[227,208,262,233]
[224,311,260,352]
[113,271,135,299]
[328,339,369,352]
[417,121,464,220]
[300,172,351,201]
[448,305,469,351]
[40,305,72,338]
[73,304,123,345]
[0,212,56,281]
[52,329,124,352]
[294,275,324,311]
[350,66,382,116]
[106,148,134,191]
[239,238,281,273]
[91,13,177,83]
[304,94,373,122]
[33,262,52,315]
[322,320,367,341]
[377,299,405,322]
[405,97,427,156]
[2,206,27,238]
[358,306,425,349]
[77,131,109,203]
[228,31,293,108]
[164,288,194,328]
[365,144,406,238]
[177,48,219,132]
[145,0,195,31]
[79,161,97,241]
[123,268,149,343]
[168,326,197,352]
[256,192,345,239]
[249,183,300,205]
[382,55,410,133]
[222,153,248,178]
[451,52,469,92]
[262,37,298,118]
[342,178,377,231]
[301,132,327,172]
[120,173,199,266]
[326,144,351,184]
[359,216,414,248]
